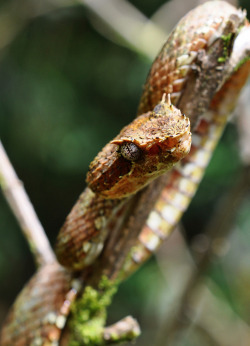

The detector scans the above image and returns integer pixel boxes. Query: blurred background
[0,0,250,345]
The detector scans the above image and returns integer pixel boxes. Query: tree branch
[0,140,55,266]
[103,316,141,344]
[81,0,167,60]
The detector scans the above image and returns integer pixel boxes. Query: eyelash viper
[1,1,250,344]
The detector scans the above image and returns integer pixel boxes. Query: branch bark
[0,140,55,266]
[103,316,141,344]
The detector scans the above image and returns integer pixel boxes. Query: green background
[1,1,250,345]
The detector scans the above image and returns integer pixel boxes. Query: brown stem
[0,140,55,266]
[155,165,250,346]
[103,316,141,344]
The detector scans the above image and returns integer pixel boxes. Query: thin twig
[155,165,250,345]
[237,83,250,165]
[0,0,166,63]
[151,0,199,33]
[81,0,167,60]
[193,280,250,346]
[0,140,55,266]
[103,316,141,344]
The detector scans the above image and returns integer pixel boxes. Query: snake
[1,1,250,345]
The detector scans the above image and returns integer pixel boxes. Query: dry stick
[195,280,250,345]
[0,0,167,63]
[238,83,250,166]
[155,165,250,346]
[82,0,167,60]
[0,140,55,266]
[61,314,141,345]
[193,324,221,346]
[102,316,141,344]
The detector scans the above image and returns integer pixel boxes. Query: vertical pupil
[120,142,141,161]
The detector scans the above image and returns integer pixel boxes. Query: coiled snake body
[1,1,250,344]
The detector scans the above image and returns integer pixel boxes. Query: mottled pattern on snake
[138,0,243,116]
[87,96,191,199]
[1,1,250,345]
[56,96,191,270]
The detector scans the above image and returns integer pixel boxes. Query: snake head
[87,95,191,199]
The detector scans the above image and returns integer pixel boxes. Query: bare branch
[151,0,199,34]
[81,0,167,60]
[0,0,167,62]
[103,316,141,344]
[192,281,250,346]
[155,165,250,345]
[0,140,55,266]
[237,82,250,165]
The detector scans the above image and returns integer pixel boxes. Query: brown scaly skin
[0,262,72,345]
[124,54,250,278]
[137,0,246,117]
[56,0,247,274]
[55,96,191,270]
[87,96,191,199]
[1,1,250,345]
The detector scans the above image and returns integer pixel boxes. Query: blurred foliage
[0,1,250,345]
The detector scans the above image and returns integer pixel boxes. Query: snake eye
[120,142,142,161]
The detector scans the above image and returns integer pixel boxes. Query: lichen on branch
[69,276,120,345]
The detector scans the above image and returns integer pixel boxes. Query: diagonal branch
[0,140,55,267]
[81,0,167,60]
[103,316,141,344]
